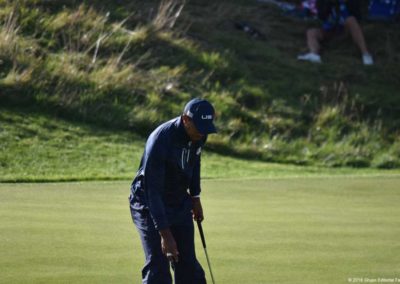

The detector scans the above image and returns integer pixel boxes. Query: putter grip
[197,220,207,248]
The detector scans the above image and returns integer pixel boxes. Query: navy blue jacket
[130,116,206,230]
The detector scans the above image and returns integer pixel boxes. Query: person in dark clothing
[129,98,217,284]
[297,0,374,65]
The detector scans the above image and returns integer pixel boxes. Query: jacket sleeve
[143,133,169,230]
[189,154,201,197]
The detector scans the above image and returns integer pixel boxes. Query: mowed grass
[1,177,400,284]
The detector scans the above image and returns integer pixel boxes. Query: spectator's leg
[344,16,369,54]
[307,28,324,54]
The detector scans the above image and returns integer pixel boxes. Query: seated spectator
[301,0,318,17]
[297,0,374,65]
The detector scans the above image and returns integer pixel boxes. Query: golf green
[1,177,399,283]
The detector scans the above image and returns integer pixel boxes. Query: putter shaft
[204,247,216,284]
[197,221,216,284]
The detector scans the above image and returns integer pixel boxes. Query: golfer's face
[183,117,204,142]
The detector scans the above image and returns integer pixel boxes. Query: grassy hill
[1,0,400,173]
[4,106,400,182]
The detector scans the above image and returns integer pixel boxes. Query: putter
[197,220,216,284]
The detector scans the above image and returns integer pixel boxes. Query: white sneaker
[297,52,321,63]
[362,53,374,65]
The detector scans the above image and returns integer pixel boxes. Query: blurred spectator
[297,0,374,65]
[258,0,318,19]
[368,0,400,21]
[301,0,318,16]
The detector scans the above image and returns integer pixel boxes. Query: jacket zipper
[187,141,192,163]
[181,149,185,169]
[182,142,192,169]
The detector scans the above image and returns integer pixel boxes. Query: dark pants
[130,200,206,284]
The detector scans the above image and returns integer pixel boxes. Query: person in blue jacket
[129,98,217,284]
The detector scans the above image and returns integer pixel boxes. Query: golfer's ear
[182,114,190,124]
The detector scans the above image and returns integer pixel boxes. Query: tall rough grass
[0,0,399,168]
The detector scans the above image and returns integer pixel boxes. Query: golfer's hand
[192,197,204,222]
[159,228,179,262]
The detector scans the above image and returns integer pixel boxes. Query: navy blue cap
[183,98,217,135]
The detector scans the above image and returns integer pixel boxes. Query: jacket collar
[175,116,191,144]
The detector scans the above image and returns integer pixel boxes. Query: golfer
[129,98,217,284]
